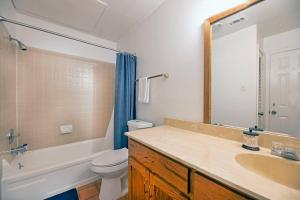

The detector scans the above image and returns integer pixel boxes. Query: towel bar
[135,73,169,82]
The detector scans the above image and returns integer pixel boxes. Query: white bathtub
[1,137,113,200]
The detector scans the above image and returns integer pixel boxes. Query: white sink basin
[235,153,300,190]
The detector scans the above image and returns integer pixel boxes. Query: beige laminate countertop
[126,125,300,200]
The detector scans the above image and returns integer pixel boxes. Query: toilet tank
[127,120,153,132]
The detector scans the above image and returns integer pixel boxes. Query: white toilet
[90,120,153,200]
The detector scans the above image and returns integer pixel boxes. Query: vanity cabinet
[128,158,150,199]
[149,173,188,200]
[128,139,251,200]
[129,158,188,199]
[192,172,248,200]
[128,139,189,200]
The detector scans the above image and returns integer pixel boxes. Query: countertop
[126,125,300,200]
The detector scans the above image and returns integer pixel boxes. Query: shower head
[9,35,28,51]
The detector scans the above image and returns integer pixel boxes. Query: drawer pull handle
[144,156,154,163]
[164,164,185,180]
[149,184,153,198]
[144,181,148,193]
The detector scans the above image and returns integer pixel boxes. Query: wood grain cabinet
[128,139,251,200]
[128,158,150,200]
[192,172,248,200]
[149,173,188,200]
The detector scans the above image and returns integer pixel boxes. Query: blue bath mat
[45,188,79,200]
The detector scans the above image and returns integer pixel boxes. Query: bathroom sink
[235,153,300,190]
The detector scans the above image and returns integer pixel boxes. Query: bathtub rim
[2,150,110,183]
[2,137,112,183]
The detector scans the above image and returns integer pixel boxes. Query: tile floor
[77,181,128,200]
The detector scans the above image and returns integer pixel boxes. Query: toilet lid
[92,148,128,167]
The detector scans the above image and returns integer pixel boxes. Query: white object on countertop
[138,77,150,103]
[127,120,153,131]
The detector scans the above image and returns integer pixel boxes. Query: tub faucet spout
[11,144,28,156]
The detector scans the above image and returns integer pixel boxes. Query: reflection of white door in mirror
[257,50,265,129]
[208,0,300,138]
[269,48,300,137]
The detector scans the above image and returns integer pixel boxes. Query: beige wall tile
[0,23,17,153]
[17,48,115,150]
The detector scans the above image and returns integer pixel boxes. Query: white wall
[212,25,258,128]
[118,0,246,125]
[263,27,300,53]
[0,0,117,63]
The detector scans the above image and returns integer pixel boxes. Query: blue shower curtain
[114,53,137,149]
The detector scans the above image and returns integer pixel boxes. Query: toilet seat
[90,148,128,177]
[90,120,151,200]
[91,148,128,167]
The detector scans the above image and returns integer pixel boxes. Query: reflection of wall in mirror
[212,25,258,128]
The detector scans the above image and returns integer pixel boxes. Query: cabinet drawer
[129,139,189,194]
[150,173,189,200]
[193,172,249,200]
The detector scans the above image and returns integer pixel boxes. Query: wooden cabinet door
[129,139,189,194]
[128,158,150,200]
[193,172,248,200]
[149,173,188,200]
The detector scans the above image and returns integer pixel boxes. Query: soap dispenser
[242,128,260,151]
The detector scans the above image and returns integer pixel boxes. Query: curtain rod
[0,16,134,55]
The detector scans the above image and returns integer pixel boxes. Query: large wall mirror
[204,0,300,138]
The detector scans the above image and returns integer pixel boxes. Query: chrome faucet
[271,142,299,161]
[10,144,28,156]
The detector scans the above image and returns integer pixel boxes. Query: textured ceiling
[12,0,166,42]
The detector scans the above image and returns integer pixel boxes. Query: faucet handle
[20,144,28,154]
[271,142,300,161]
[271,141,283,156]
[22,144,28,150]
[281,146,299,161]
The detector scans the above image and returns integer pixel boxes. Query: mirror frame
[203,0,264,123]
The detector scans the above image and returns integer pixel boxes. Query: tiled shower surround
[0,25,115,150]
[0,23,17,152]
[17,49,115,149]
